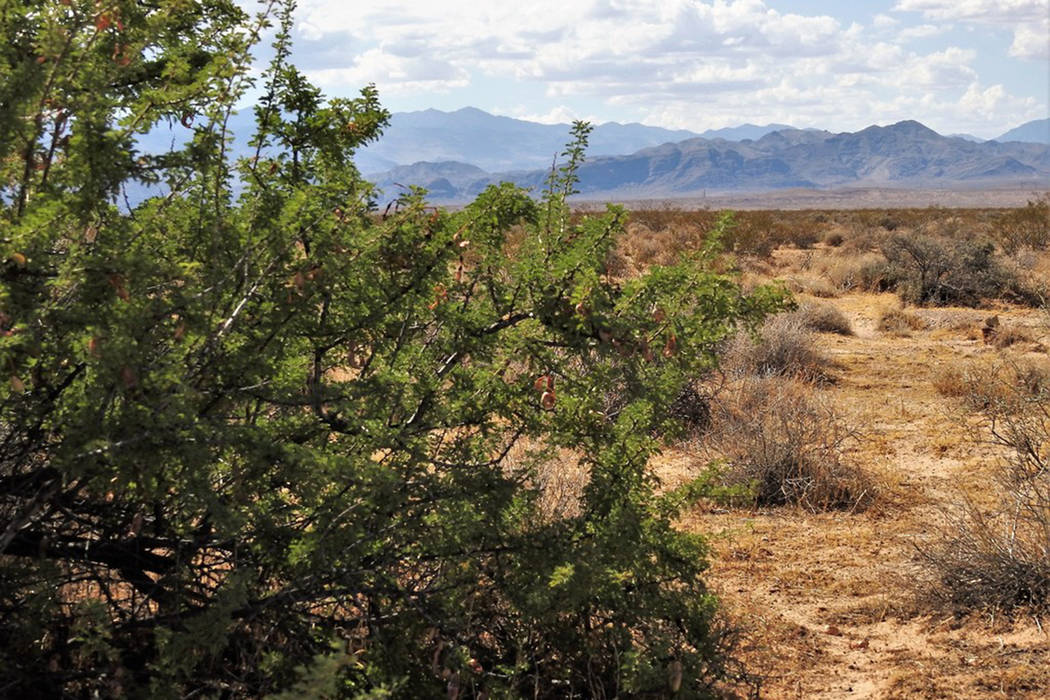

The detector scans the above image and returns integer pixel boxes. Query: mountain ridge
[995,119,1050,145]
[369,120,1050,203]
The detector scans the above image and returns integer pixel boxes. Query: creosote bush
[0,2,787,697]
[875,233,1038,307]
[696,376,872,511]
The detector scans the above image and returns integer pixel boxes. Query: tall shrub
[0,1,783,696]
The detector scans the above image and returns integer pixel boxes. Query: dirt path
[666,293,1050,698]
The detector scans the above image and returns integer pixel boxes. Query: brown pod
[663,332,677,358]
[540,391,556,411]
[533,374,554,392]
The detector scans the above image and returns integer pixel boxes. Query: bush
[933,358,1050,409]
[877,308,929,335]
[876,233,1034,307]
[723,313,835,383]
[922,364,1050,612]
[0,3,786,697]
[994,195,1050,254]
[698,376,872,511]
[823,231,845,247]
[790,301,853,335]
[988,324,1037,349]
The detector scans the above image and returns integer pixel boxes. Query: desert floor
[651,236,1050,698]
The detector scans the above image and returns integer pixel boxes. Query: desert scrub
[875,233,1039,307]
[987,323,1039,350]
[696,376,872,511]
[818,251,887,292]
[822,231,845,247]
[933,358,1050,409]
[922,364,1050,612]
[789,301,853,335]
[722,313,836,383]
[877,307,929,335]
[994,195,1050,254]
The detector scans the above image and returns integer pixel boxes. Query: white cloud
[281,0,1046,138]
[493,105,599,124]
[898,23,951,41]
[307,48,470,95]
[1010,18,1050,59]
[873,13,899,28]
[894,0,1049,60]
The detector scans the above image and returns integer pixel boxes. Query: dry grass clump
[922,360,1050,612]
[988,324,1036,350]
[817,251,886,293]
[822,231,844,247]
[509,441,590,521]
[877,307,929,335]
[923,504,1050,613]
[721,314,835,383]
[778,275,839,299]
[698,376,873,511]
[788,301,853,336]
[933,357,1050,408]
[931,363,972,399]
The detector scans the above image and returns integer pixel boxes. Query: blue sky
[269,0,1049,137]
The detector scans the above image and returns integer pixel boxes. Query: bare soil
[655,242,1050,697]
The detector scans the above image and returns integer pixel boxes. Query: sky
[262,0,1049,138]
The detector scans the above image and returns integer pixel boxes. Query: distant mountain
[356,107,701,173]
[948,133,984,143]
[697,123,797,141]
[372,161,491,200]
[370,120,1050,203]
[995,119,1050,145]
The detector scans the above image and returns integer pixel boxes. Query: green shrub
[0,2,785,696]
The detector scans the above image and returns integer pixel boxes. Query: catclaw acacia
[0,1,785,697]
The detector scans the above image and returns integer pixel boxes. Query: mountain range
[355,108,816,173]
[366,117,1050,203]
[996,119,1050,145]
[132,107,1049,203]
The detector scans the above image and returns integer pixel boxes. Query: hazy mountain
[697,123,797,141]
[995,119,1050,145]
[370,120,1050,202]
[948,133,985,143]
[372,161,491,200]
[355,107,702,173]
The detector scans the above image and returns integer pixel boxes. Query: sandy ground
[657,276,1050,697]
